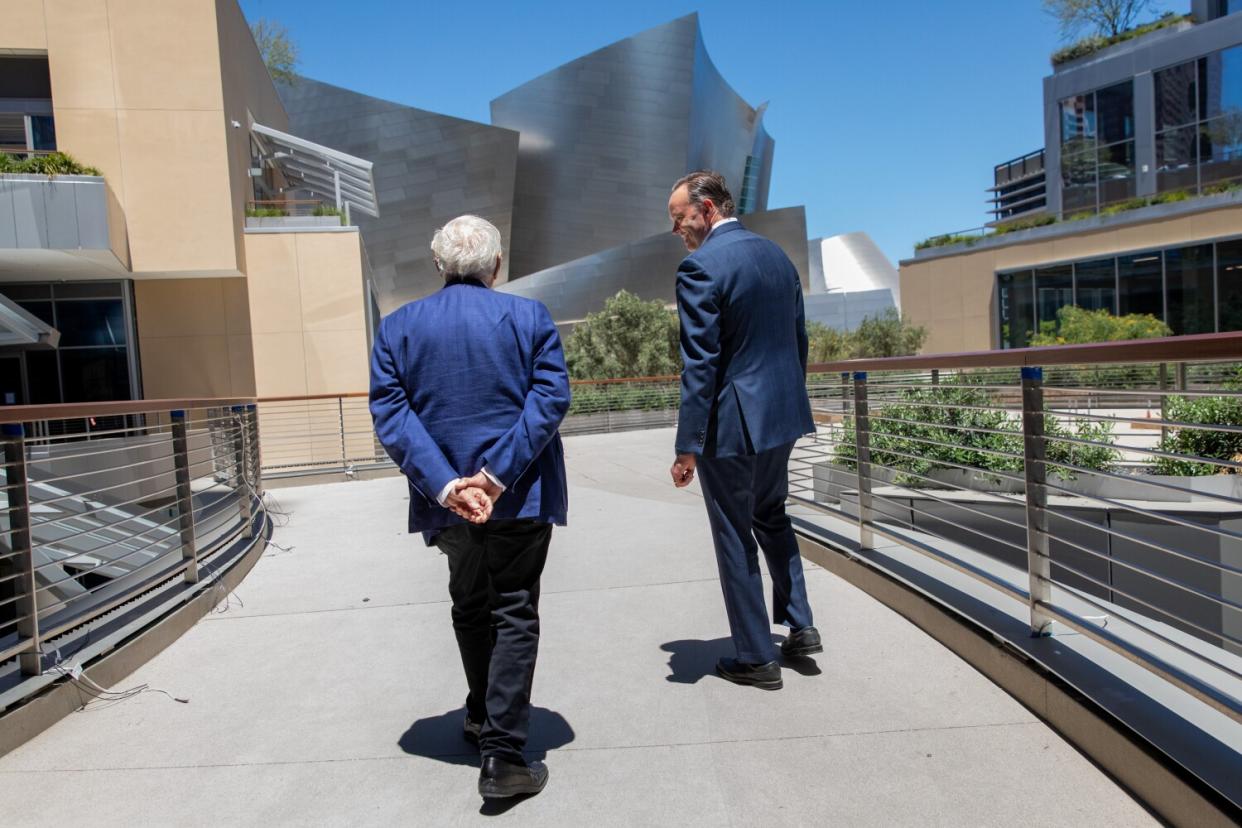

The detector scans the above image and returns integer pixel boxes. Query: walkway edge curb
[795,531,1240,826]
[0,516,270,759]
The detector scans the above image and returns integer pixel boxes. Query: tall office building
[902,1,1242,354]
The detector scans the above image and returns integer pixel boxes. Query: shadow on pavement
[661,634,822,683]
[398,706,575,767]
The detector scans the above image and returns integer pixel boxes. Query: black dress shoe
[463,715,483,745]
[716,657,782,690]
[478,756,549,799]
[781,626,823,658]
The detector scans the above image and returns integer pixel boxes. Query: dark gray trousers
[435,519,552,764]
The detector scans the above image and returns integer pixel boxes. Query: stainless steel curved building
[278,77,519,312]
[498,207,808,327]
[491,13,775,279]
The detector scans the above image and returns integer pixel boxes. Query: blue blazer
[675,221,815,458]
[369,278,570,543]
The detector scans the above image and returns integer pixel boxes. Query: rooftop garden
[1050,11,1192,67]
[914,181,1242,252]
[0,151,101,176]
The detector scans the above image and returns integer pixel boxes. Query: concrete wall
[133,277,254,398]
[1,0,288,278]
[899,202,1242,354]
[242,229,370,398]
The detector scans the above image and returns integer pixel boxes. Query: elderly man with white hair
[370,214,570,800]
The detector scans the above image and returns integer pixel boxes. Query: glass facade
[1060,81,1135,213]
[0,282,139,405]
[1154,44,1242,193]
[996,234,1242,347]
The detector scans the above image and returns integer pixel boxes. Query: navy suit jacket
[675,221,815,458]
[369,278,570,544]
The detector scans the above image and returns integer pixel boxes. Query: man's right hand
[445,481,493,524]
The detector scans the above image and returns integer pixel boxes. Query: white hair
[430,215,502,280]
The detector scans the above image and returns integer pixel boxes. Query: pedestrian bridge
[0,427,1199,824]
[2,334,1242,824]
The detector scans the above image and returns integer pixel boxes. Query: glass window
[0,284,51,301]
[1097,141,1136,205]
[1075,258,1116,313]
[998,270,1035,349]
[25,350,59,404]
[1060,94,1095,144]
[1119,252,1164,320]
[1219,240,1242,332]
[29,115,55,151]
[58,347,130,403]
[1156,125,1199,191]
[1156,61,1198,130]
[1165,244,1215,334]
[1061,150,1097,213]
[1096,82,1134,144]
[1203,45,1242,122]
[17,300,53,326]
[54,299,126,347]
[1035,265,1073,331]
[1199,114,1242,188]
[55,281,122,299]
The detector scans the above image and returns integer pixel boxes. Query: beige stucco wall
[133,277,255,398]
[244,230,370,398]
[3,0,288,278]
[899,204,1242,354]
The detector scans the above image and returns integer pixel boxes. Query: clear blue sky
[238,0,1183,266]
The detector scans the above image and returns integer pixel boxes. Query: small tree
[806,321,852,364]
[251,19,299,85]
[564,290,680,379]
[850,308,928,358]
[1043,0,1157,39]
[1030,306,1171,345]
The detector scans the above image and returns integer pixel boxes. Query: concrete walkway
[0,429,1155,826]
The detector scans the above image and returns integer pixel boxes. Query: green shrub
[806,310,927,365]
[1030,306,1171,346]
[994,214,1056,234]
[1051,13,1188,66]
[1204,181,1242,196]
[832,385,1117,484]
[915,233,980,251]
[565,290,680,380]
[245,206,285,217]
[312,203,341,216]
[1153,394,1242,476]
[0,151,100,176]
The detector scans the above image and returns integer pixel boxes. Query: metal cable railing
[792,332,1242,727]
[0,399,263,700]
[257,379,683,478]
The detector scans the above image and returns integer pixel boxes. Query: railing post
[170,410,199,585]
[853,371,874,550]
[4,424,40,675]
[1020,367,1053,636]
[931,368,939,387]
[337,397,348,475]
[1158,363,1169,446]
[247,404,262,496]
[232,406,253,539]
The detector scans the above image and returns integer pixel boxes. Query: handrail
[0,397,256,424]
[809,331,1242,373]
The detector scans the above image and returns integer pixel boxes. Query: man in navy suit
[667,171,820,691]
[370,215,570,799]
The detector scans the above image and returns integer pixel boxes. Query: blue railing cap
[170,409,187,419]
[1021,367,1043,381]
[853,371,867,381]
[1,423,23,437]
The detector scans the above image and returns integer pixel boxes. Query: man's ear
[491,255,503,283]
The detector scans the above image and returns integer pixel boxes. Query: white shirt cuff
[435,478,458,507]
[482,467,506,492]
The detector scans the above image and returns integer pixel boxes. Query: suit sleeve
[369,319,459,503]
[795,268,809,376]
[675,258,721,455]
[480,302,570,488]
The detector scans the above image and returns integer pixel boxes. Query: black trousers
[435,519,552,764]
